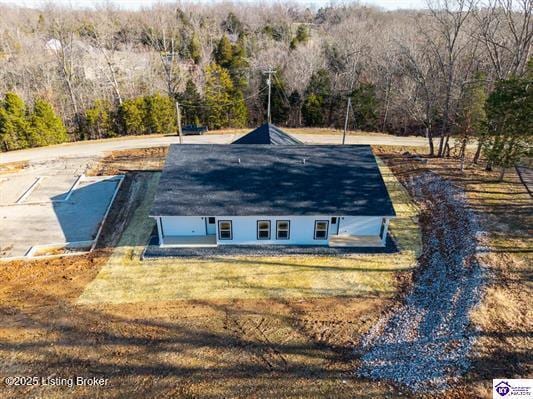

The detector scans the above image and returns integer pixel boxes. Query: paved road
[0,132,429,164]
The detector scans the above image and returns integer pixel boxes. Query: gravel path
[357,172,485,392]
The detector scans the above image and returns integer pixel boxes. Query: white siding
[161,216,206,236]
[157,215,390,247]
[216,216,329,246]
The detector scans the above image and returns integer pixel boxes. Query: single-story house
[149,144,396,248]
[232,123,302,144]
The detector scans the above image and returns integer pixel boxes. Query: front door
[206,217,216,235]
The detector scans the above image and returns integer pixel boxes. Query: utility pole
[342,61,358,145]
[342,97,351,145]
[263,69,275,123]
[175,100,183,144]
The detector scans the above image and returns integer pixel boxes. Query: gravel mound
[357,172,485,392]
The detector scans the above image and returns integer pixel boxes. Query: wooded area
[0,0,530,172]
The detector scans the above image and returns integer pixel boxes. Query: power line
[273,73,292,105]
[178,86,268,109]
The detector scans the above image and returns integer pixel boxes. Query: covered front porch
[329,235,385,248]
[160,234,217,248]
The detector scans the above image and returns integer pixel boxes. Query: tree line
[0,1,530,177]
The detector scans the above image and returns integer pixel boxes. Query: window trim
[218,220,233,240]
[257,220,271,240]
[276,220,290,240]
[314,220,329,240]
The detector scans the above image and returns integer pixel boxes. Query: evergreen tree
[204,63,232,129]
[204,63,247,129]
[214,34,248,90]
[290,25,310,49]
[120,97,145,135]
[222,12,243,35]
[188,33,202,64]
[229,34,249,91]
[350,84,378,131]
[85,99,113,139]
[29,98,68,147]
[302,69,331,126]
[288,90,302,126]
[484,70,532,180]
[0,92,31,151]
[228,87,248,128]
[302,94,324,126]
[143,94,176,134]
[262,23,288,42]
[179,79,204,125]
[214,35,233,69]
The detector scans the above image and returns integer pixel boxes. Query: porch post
[381,218,390,246]
[157,217,164,246]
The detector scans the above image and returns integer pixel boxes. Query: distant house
[149,140,396,248]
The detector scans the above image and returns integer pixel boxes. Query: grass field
[78,159,421,304]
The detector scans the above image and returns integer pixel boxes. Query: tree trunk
[426,126,435,156]
[438,134,446,157]
[460,138,467,171]
[381,78,391,132]
[473,139,483,163]
[499,167,505,181]
[444,135,451,157]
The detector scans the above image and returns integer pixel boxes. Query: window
[276,220,290,240]
[314,220,329,240]
[218,220,232,240]
[331,217,337,224]
[257,220,271,240]
[208,217,216,224]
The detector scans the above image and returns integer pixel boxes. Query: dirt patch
[86,147,167,176]
[0,160,28,175]
[0,251,401,398]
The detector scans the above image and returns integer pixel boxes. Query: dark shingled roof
[232,123,302,144]
[150,144,396,217]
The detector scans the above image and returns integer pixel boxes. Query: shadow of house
[50,176,122,245]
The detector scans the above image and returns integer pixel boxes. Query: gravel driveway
[357,172,485,392]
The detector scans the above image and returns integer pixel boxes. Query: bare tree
[423,0,477,157]
[46,9,84,133]
[140,7,186,98]
[474,0,532,79]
